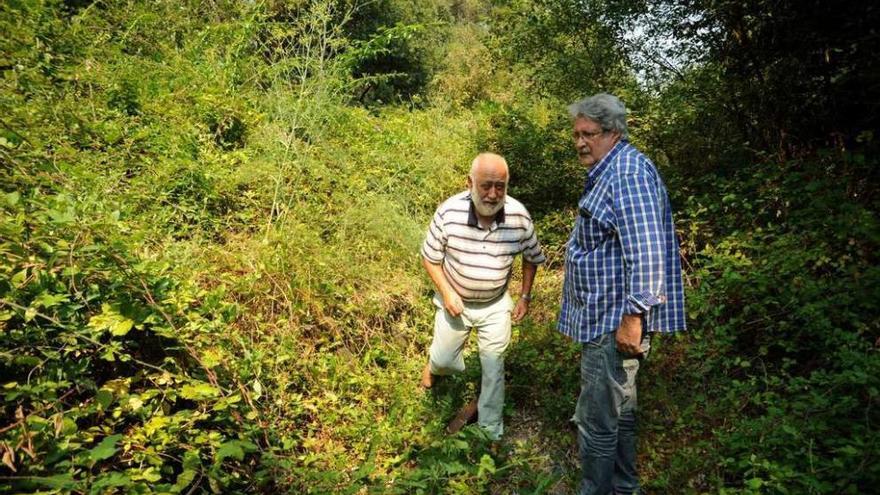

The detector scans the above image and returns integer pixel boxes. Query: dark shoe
[446,398,479,434]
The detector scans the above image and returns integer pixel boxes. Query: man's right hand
[442,290,464,317]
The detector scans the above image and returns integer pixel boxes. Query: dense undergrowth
[638,155,880,493]
[2,0,878,493]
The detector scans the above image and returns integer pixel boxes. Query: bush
[0,176,267,492]
[640,154,880,493]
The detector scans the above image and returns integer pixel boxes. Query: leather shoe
[446,398,478,434]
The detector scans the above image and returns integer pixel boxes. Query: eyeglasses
[573,129,607,141]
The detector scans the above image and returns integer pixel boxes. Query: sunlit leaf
[180,382,220,400]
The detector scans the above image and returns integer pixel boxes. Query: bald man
[420,153,546,439]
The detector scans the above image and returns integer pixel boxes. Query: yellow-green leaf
[180,382,220,400]
[110,318,134,336]
[10,269,27,287]
[88,305,135,336]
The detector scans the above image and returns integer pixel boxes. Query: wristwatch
[520,293,532,302]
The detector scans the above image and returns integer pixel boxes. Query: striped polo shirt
[421,191,546,302]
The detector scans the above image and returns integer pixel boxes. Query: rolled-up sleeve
[613,172,666,314]
[421,210,447,264]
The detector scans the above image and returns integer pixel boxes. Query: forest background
[1,0,878,493]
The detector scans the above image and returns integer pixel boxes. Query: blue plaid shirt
[558,140,686,343]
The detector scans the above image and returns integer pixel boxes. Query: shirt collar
[584,139,628,193]
[466,193,506,228]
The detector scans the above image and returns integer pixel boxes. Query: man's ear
[466,175,473,189]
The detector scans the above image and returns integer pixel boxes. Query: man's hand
[512,298,529,323]
[442,290,464,317]
[616,314,643,356]
[422,258,464,317]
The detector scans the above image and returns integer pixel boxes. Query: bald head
[469,152,509,181]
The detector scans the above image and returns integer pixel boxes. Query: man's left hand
[616,314,643,356]
[512,298,529,323]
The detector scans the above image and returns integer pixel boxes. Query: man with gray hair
[558,93,686,494]
[420,152,546,439]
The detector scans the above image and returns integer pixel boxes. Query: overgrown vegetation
[1,0,877,493]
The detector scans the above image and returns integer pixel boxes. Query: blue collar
[583,139,627,194]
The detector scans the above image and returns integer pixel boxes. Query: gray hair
[567,93,628,139]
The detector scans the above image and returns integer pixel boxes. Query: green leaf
[180,382,220,400]
[33,291,68,309]
[96,389,113,409]
[4,191,19,206]
[215,441,244,462]
[127,396,144,410]
[92,471,130,490]
[215,440,257,463]
[100,348,117,362]
[251,379,262,399]
[140,467,162,482]
[48,208,75,224]
[31,474,78,489]
[89,434,123,462]
[444,461,466,474]
[478,454,496,476]
[183,449,201,469]
[110,318,134,336]
[837,445,859,456]
[88,304,135,336]
[172,469,198,493]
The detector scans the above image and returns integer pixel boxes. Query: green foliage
[639,154,880,493]
[427,24,499,108]
[0,174,264,492]
[486,0,636,102]
[0,1,509,492]
[342,0,455,104]
[2,0,877,493]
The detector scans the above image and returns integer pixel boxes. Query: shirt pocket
[573,201,615,254]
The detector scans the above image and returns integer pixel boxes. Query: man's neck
[477,215,494,229]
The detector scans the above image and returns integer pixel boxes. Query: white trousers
[428,292,512,439]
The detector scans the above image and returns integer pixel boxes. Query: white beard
[471,185,505,218]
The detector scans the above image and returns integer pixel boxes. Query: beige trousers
[428,292,513,439]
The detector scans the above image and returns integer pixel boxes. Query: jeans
[428,292,512,440]
[574,330,651,495]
